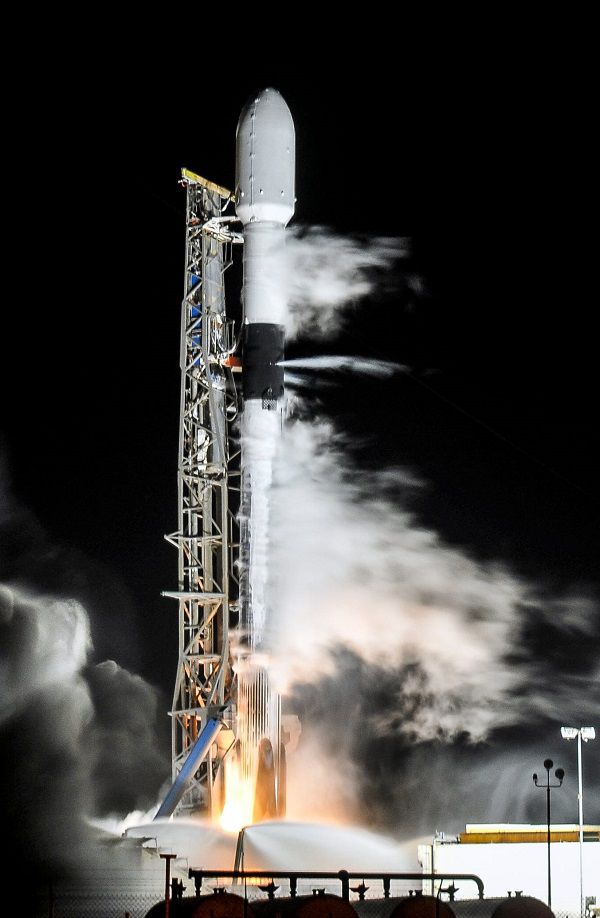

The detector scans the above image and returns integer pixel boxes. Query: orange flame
[220,758,255,834]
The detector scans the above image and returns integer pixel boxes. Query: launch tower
[161,172,242,817]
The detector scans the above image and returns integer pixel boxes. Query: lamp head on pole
[561,727,578,740]
[561,725,596,741]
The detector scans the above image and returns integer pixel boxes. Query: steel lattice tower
[163,170,242,816]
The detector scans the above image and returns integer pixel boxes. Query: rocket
[232,89,295,821]
[236,87,295,641]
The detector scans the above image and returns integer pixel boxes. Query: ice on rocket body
[236,88,295,406]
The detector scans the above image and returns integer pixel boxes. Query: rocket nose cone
[237,87,292,133]
[236,87,295,226]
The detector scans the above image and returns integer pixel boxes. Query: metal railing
[187,868,486,901]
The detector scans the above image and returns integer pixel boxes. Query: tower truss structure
[163,170,242,815]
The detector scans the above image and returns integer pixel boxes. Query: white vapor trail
[281,356,407,377]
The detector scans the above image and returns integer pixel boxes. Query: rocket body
[236,86,294,416]
[236,89,295,647]
[233,89,295,820]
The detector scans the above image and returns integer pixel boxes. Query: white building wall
[418,842,599,912]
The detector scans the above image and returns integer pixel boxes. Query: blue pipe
[154,718,222,819]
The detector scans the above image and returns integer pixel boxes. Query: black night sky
[1,70,598,879]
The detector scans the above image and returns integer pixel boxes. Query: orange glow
[220,759,255,834]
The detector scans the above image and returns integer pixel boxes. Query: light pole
[533,758,564,909]
[561,726,596,918]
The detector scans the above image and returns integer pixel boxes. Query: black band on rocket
[243,323,285,403]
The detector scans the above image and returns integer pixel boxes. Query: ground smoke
[0,579,168,879]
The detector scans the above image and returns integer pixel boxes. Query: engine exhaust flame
[220,756,254,834]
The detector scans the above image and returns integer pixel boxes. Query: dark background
[1,70,598,831]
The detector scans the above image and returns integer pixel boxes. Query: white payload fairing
[236,88,295,227]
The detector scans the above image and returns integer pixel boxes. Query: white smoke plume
[0,582,169,879]
[263,418,600,830]
[267,419,527,743]
[0,585,92,726]
[0,475,170,881]
[252,225,600,832]
[284,728,363,825]
[1,583,95,878]
[284,226,408,339]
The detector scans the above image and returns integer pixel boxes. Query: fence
[32,873,581,918]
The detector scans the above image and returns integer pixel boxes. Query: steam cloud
[266,419,600,834]
[0,475,169,882]
[265,229,600,835]
[269,420,527,742]
[284,226,408,339]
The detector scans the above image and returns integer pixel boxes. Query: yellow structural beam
[460,828,600,844]
[181,168,234,202]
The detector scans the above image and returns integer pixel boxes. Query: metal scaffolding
[163,170,242,815]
